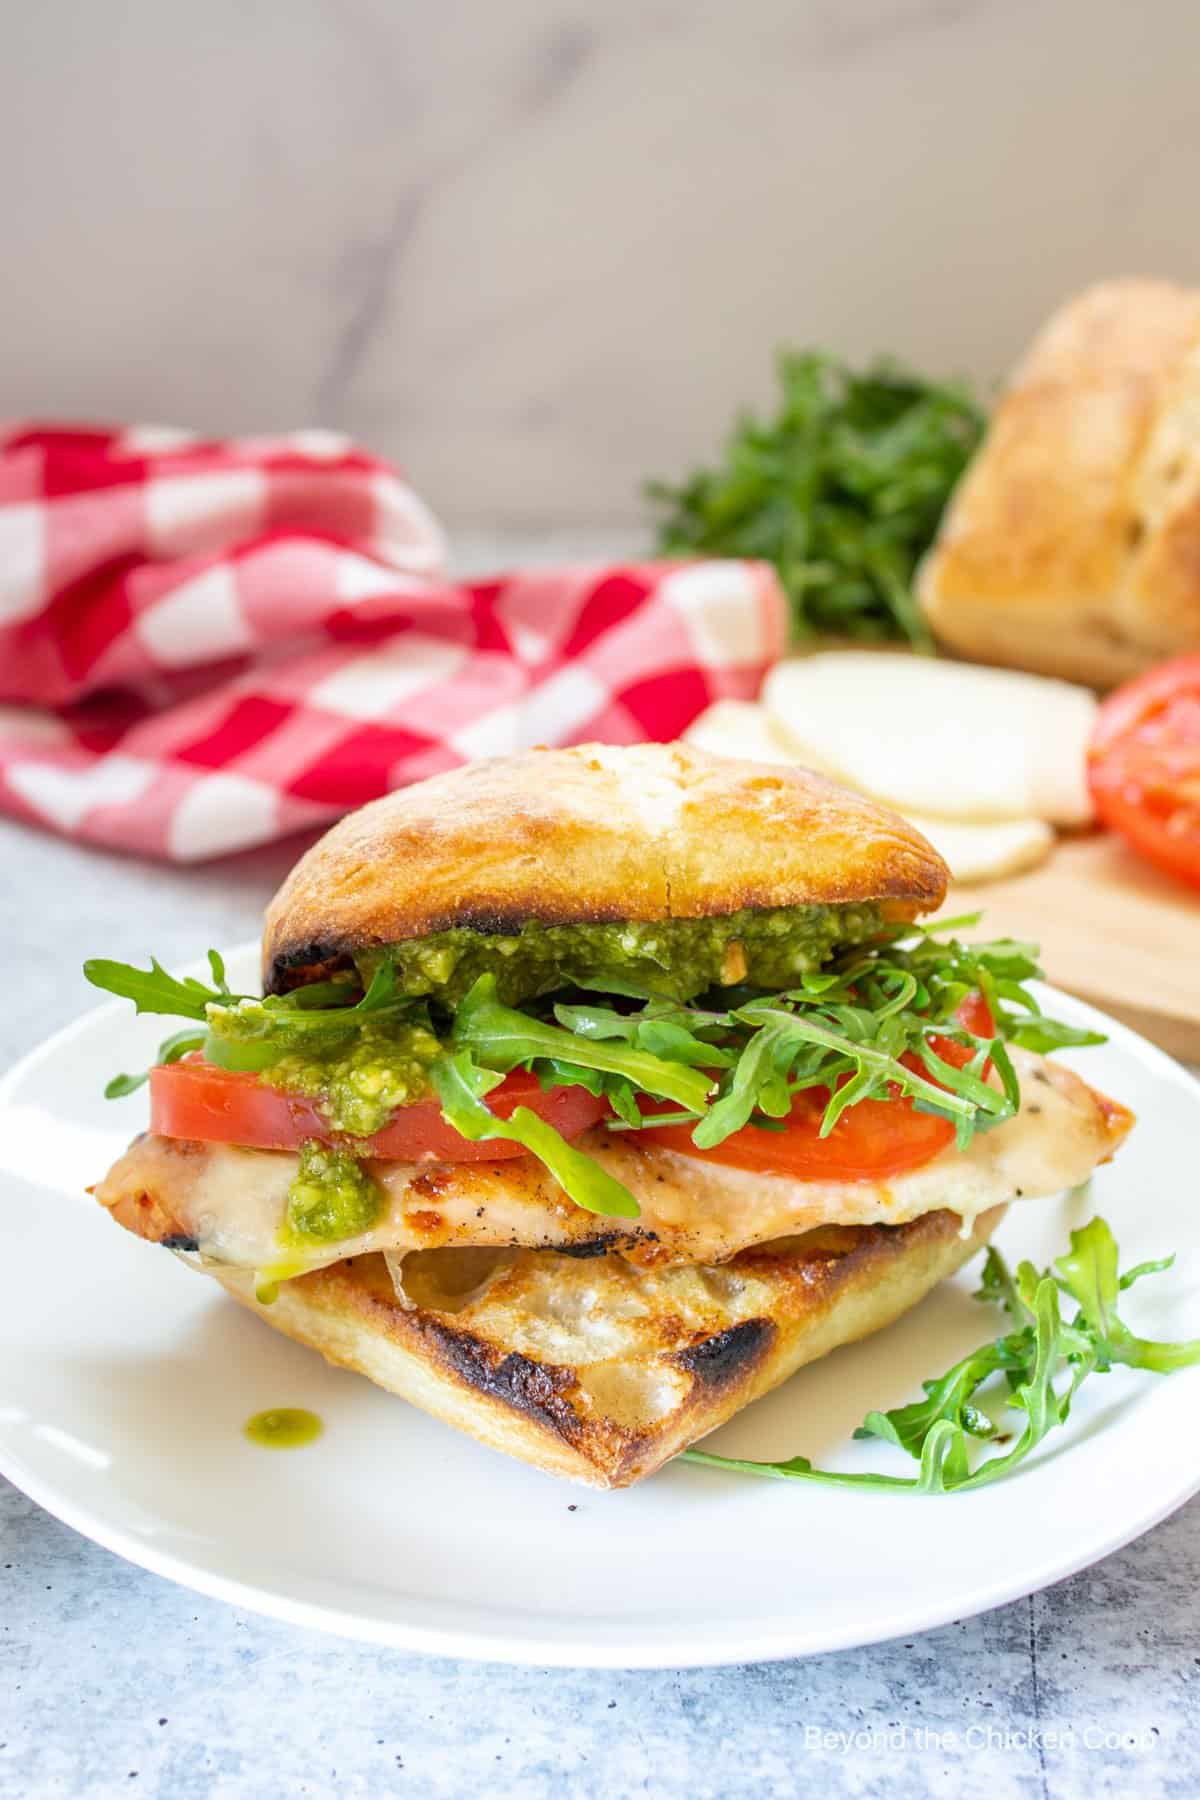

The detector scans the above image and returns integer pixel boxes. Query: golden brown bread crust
[918,278,1200,687]
[210,1206,1002,1488]
[262,743,947,989]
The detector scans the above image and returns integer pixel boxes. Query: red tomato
[635,994,995,1181]
[149,1060,609,1162]
[1088,654,1200,891]
[951,990,995,1040]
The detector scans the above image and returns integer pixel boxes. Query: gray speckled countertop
[2,715,1199,1800]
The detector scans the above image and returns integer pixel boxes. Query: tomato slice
[1088,654,1200,891]
[635,994,995,1181]
[149,1060,609,1162]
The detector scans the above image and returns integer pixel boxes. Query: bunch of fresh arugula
[685,1216,1200,1492]
[83,916,1101,1222]
[645,350,984,646]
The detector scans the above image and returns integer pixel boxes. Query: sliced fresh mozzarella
[684,696,1055,880]
[95,1050,1130,1277]
[683,699,798,765]
[904,813,1054,881]
[763,652,1097,824]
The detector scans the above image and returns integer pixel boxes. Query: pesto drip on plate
[355,903,886,1009]
[243,1408,324,1449]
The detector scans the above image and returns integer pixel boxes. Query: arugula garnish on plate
[646,350,984,646]
[684,1216,1200,1493]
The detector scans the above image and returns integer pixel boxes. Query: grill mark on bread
[414,1318,583,1441]
[673,1318,775,1390]
[264,943,355,991]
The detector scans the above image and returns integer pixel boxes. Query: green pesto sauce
[207,997,442,1139]
[282,1141,384,1245]
[361,903,884,1009]
[244,1407,323,1449]
[267,1021,442,1137]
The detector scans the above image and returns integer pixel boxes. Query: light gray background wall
[5,0,1200,527]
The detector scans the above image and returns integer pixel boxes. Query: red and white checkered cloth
[0,425,787,860]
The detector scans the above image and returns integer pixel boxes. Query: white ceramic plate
[2,947,1199,1668]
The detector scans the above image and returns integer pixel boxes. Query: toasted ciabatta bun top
[262,742,947,990]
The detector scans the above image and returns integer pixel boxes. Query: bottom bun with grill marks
[211,1205,1004,1488]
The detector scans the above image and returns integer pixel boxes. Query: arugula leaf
[452,976,713,1114]
[687,996,994,1154]
[633,1018,736,1069]
[683,1218,1200,1493]
[430,1051,640,1218]
[551,1002,639,1042]
[84,957,226,1022]
[355,961,399,1013]
[1009,1017,1108,1055]
[1119,1255,1176,1292]
[973,1240,1025,1319]
[206,975,408,1053]
[854,1338,1023,1453]
[103,1072,150,1101]
[698,923,1095,1152]
[690,1016,798,1147]
[565,968,674,1001]
[207,949,233,998]
[85,958,234,1097]
[533,1059,644,1128]
[646,350,984,645]
[553,999,734,1053]
[1054,1218,1200,1374]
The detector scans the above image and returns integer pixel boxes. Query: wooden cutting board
[941,834,1200,1063]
